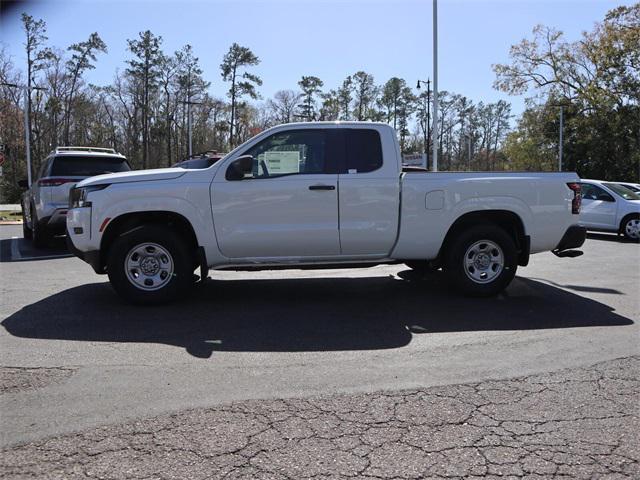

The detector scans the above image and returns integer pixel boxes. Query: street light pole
[465,133,472,171]
[23,87,32,186]
[182,99,203,159]
[187,100,192,157]
[432,0,439,172]
[1,82,43,187]
[416,78,431,169]
[558,105,564,172]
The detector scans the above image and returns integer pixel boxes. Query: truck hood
[76,168,186,187]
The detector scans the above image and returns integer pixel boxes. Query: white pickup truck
[67,122,586,304]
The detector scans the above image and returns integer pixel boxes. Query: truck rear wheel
[107,225,194,305]
[444,225,517,297]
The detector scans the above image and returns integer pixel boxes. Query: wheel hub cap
[625,220,640,239]
[125,243,174,291]
[140,256,160,275]
[464,240,505,284]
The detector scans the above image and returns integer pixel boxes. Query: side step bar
[552,249,584,258]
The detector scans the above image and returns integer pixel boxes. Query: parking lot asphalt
[0,224,639,476]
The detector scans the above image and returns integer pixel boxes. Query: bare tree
[267,90,300,124]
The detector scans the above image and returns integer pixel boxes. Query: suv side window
[581,183,614,202]
[36,158,51,181]
[346,129,383,173]
[243,130,327,178]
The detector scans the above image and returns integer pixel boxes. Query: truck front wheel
[107,225,194,305]
[444,225,517,297]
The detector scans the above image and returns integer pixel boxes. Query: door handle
[308,185,336,191]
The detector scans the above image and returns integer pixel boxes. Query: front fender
[89,181,218,259]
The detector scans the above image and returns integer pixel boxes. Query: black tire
[107,225,194,305]
[443,224,518,297]
[619,214,640,241]
[22,209,32,240]
[31,209,50,248]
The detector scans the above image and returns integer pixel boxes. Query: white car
[20,147,130,247]
[579,179,640,240]
[67,122,586,304]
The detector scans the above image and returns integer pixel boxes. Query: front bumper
[555,225,587,251]
[66,233,104,274]
[66,206,104,273]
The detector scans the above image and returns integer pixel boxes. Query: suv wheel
[444,225,518,297]
[107,225,194,304]
[22,209,32,240]
[31,208,50,248]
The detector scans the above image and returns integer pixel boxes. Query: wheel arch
[440,210,530,266]
[99,211,200,273]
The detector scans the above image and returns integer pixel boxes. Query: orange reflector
[99,217,111,232]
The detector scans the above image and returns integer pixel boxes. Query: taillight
[567,182,581,214]
[38,178,76,187]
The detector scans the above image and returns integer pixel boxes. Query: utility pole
[188,100,192,157]
[432,0,439,172]
[1,82,45,186]
[466,133,472,171]
[558,105,564,172]
[181,99,202,159]
[551,102,568,172]
[416,78,431,170]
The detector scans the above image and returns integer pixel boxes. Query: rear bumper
[555,225,587,251]
[66,233,104,274]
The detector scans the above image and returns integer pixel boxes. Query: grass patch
[0,210,22,221]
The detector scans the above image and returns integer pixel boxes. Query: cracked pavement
[0,367,76,395]
[1,356,638,479]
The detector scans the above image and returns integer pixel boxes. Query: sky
[0,0,633,117]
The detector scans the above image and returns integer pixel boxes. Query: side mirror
[17,179,29,189]
[225,155,254,181]
[597,194,614,202]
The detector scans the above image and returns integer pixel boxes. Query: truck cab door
[337,128,400,256]
[211,129,341,258]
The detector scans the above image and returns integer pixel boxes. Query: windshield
[603,182,640,201]
[51,155,131,176]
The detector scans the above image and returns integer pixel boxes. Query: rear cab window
[345,129,383,174]
[50,155,131,176]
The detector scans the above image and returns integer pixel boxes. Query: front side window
[243,130,327,178]
[36,159,51,180]
[581,183,614,202]
[603,182,640,201]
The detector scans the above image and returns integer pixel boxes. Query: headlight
[69,184,109,208]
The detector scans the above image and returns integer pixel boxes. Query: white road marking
[10,238,20,260]
[7,238,71,262]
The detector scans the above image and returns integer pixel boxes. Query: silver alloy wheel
[624,219,640,239]
[464,240,504,284]
[124,242,174,291]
